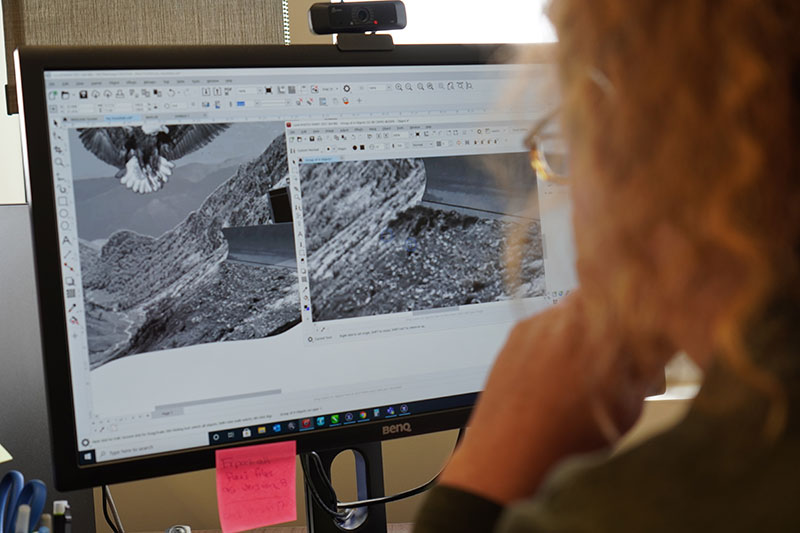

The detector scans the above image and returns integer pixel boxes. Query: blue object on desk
[0,470,47,533]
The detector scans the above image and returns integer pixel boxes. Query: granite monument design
[300,153,545,322]
[74,123,299,369]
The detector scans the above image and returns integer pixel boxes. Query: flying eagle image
[78,124,230,194]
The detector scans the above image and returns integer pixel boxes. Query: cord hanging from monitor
[300,427,465,521]
[102,485,125,533]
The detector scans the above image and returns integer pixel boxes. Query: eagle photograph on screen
[70,122,300,369]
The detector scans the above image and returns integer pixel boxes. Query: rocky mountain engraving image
[71,122,300,369]
[300,153,545,323]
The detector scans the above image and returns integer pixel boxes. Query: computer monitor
[15,44,576,493]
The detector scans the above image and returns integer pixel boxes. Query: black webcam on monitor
[309,1,407,35]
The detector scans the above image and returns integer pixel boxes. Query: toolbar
[287,123,530,156]
[46,78,486,116]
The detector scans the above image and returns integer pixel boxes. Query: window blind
[2,0,288,113]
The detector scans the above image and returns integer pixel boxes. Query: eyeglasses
[525,108,569,185]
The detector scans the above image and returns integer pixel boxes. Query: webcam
[309,1,407,35]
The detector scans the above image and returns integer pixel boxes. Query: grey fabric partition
[0,204,96,531]
[2,0,289,113]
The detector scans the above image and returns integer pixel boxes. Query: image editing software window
[43,64,576,466]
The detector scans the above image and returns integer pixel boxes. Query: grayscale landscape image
[72,122,300,369]
[300,153,545,322]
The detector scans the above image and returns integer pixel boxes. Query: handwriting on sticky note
[216,440,296,533]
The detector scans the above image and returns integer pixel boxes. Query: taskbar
[76,393,478,466]
[206,392,478,446]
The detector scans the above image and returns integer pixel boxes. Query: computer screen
[16,44,576,490]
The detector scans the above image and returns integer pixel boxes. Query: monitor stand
[302,442,388,533]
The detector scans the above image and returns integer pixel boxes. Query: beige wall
[289,0,331,45]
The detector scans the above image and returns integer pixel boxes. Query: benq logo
[382,422,412,435]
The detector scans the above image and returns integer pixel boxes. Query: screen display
[40,60,576,468]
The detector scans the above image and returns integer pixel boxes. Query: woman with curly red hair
[415,0,800,530]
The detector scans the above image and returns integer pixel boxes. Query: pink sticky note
[216,440,297,532]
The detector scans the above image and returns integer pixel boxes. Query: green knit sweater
[415,302,800,532]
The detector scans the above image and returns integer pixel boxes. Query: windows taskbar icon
[78,449,96,465]
[207,397,433,446]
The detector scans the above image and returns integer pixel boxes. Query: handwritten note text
[216,440,296,532]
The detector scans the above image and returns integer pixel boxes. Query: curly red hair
[545,0,800,434]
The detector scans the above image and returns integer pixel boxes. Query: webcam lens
[355,8,370,23]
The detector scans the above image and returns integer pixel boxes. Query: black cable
[102,485,120,533]
[338,476,436,509]
[338,427,465,509]
[300,454,350,518]
[301,427,466,515]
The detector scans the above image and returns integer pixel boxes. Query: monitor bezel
[16,43,552,491]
